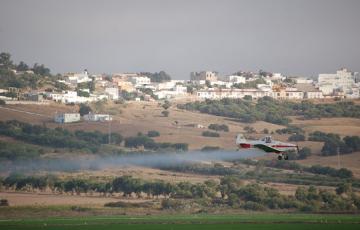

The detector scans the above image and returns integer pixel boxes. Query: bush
[288,134,305,142]
[244,126,255,133]
[171,143,189,151]
[0,199,9,206]
[124,135,157,149]
[208,124,229,132]
[298,147,311,160]
[161,199,184,210]
[79,104,92,116]
[0,99,5,105]
[105,201,153,208]
[202,131,220,137]
[147,130,160,137]
[242,201,266,211]
[161,110,169,117]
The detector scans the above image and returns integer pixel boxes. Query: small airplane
[236,134,299,160]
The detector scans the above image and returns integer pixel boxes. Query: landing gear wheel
[277,155,283,160]
[284,155,289,160]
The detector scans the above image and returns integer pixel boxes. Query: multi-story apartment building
[318,68,356,95]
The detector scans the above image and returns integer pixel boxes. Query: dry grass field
[1,101,360,201]
[0,102,286,150]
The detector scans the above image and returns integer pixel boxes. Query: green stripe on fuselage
[254,144,281,153]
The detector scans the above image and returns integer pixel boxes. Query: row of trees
[3,173,358,212]
[308,131,360,156]
[240,159,354,179]
[0,120,190,156]
[124,133,188,151]
[0,141,43,161]
[178,97,360,125]
[0,120,122,153]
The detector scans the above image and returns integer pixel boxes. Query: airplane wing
[254,144,282,153]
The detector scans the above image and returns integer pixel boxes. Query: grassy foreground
[1,214,360,230]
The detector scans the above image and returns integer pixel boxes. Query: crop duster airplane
[236,134,299,160]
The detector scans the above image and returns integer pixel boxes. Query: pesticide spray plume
[3,149,266,173]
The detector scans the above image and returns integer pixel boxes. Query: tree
[343,136,360,152]
[205,80,211,88]
[202,131,220,137]
[147,130,160,137]
[162,110,169,117]
[336,183,352,195]
[162,100,171,110]
[288,134,305,142]
[32,63,51,76]
[16,61,29,71]
[295,187,308,201]
[0,52,13,69]
[243,95,252,101]
[79,104,92,116]
[298,147,311,160]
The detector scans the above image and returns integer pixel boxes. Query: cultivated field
[1,213,359,230]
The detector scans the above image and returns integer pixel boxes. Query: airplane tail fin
[236,133,246,144]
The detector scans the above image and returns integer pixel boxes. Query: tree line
[178,97,360,125]
[308,131,360,156]
[0,120,122,153]
[1,174,359,212]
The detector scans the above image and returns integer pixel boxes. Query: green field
[1,214,360,230]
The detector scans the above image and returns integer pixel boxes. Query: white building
[305,91,324,99]
[54,113,80,123]
[105,87,119,100]
[154,85,187,99]
[294,78,314,84]
[221,75,246,84]
[318,68,356,95]
[64,70,92,84]
[272,90,304,100]
[130,76,151,86]
[83,113,112,122]
[46,91,108,104]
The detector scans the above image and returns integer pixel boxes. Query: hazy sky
[0,0,359,79]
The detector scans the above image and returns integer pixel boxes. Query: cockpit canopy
[261,136,272,143]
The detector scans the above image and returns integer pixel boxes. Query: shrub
[171,143,189,151]
[105,201,153,208]
[0,99,5,105]
[147,130,160,137]
[208,124,229,132]
[0,199,9,206]
[202,131,220,137]
[161,110,169,117]
[298,147,311,160]
[242,201,266,211]
[161,199,184,210]
[79,103,92,116]
[244,126,255,133]
[288,134,305,142]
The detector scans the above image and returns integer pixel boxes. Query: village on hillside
[1,52,359,123]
